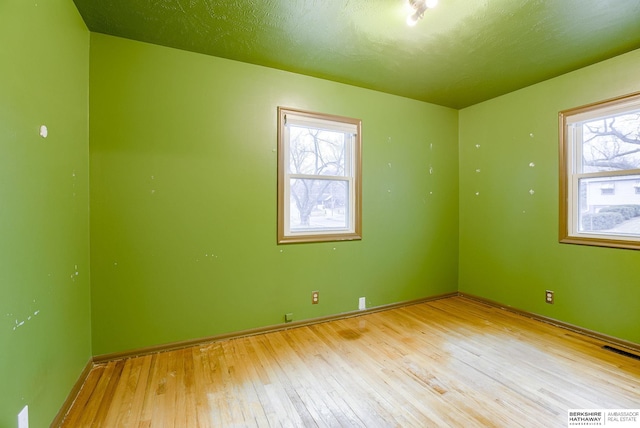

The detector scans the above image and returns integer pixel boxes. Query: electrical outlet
[545,290,554,304]
[358,297,366,310]
[285,313,293,323]
[18,405,28,428]
[312,291,319,304]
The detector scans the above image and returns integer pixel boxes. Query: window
[277,107,362,244]
[559,91,640,250]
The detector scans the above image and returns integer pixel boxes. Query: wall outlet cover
[18,405,28,428]
[545,290,554,304]
[358,297,366,310]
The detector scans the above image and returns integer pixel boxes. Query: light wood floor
[61,297,640,427]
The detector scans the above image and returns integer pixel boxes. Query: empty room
[2,0,640,426]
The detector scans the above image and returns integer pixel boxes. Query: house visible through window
[600,183,615,195]
[559,91,640,249]
[277,107,362,244]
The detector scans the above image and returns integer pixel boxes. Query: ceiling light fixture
[406,0,438,26]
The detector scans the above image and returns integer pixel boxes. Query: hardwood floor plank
[60,297,640,427]
[76,361,118,427]
[189,346,212,428]
[124,355,154,426]
[148,352,168,426]
[59,365,103,427]
[136,353,158,427]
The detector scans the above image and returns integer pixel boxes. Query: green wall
[459,48,640,344]
[4,3,637,421]
[0,0,91,427]
[89,33,460,356]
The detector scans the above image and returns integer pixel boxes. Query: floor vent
[603,345,640,361]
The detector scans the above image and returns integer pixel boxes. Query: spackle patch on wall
[426,142,434,198]
[72,169,77,198]
[10,308,41,331]
[149,175,156,195]
[196,253,219,263]
[473,143,482,197]
[70,264,80,282]
[525,132,538,200]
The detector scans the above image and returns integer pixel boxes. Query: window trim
[277,107,362,244]
[559,91,640,250]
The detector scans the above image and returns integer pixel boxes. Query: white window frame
[559,91,640,250]
[277,107,362,244]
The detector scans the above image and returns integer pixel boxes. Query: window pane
[581,111,640,173]
[288,126,346,176]
[578,175,640,235]
[289,179,349,231]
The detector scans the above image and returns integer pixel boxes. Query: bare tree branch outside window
[288,127,346,228]
[582,113,640,172]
